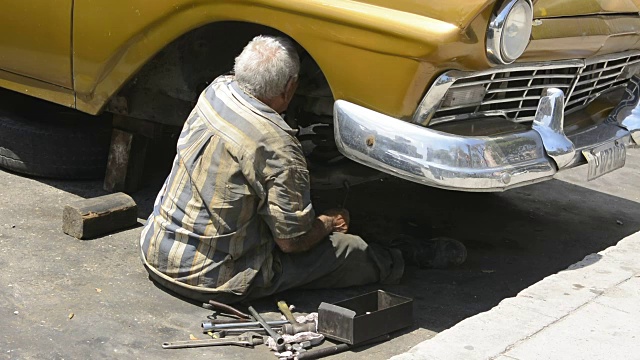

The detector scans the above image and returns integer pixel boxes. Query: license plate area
[582,140,627,181]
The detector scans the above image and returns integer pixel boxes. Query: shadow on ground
[10,155,640,356]
[255,177,640,335]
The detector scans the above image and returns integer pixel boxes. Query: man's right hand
[274,208,350,254]
[324,208,350,233]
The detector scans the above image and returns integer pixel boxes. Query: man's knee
[329,232,369,259]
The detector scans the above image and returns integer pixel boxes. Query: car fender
[74,0,493,119]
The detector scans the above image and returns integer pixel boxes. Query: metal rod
[204,317,252,324]
[247,306,285,351]
[207,327,282,337]
[296,334,391,360]
[202,320,288,331]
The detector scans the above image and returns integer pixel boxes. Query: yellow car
[0,0,638,190]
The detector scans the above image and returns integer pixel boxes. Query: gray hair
[234,36,300,100]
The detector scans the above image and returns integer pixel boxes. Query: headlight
[486,0,533,65]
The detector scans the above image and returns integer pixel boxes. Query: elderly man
[140,36,466,304]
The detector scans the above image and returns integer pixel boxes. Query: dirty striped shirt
[140,75,315,295]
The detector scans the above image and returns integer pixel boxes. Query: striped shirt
[140,75,315,295]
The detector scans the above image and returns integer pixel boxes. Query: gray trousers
[146,233,404,304]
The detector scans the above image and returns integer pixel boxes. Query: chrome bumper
[334,78,640,192]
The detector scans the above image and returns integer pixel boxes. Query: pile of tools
[162,300,328,359]
[162,290,413,359]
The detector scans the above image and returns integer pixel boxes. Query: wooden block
[103,128,149,193]
[62,192,138,240]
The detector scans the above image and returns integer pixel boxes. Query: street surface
[393,231,640,360]
[1,138,639,359]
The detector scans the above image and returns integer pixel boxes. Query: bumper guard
[334,77,640,191]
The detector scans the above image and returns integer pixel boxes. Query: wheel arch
[73,1,463,120]
[98,20,335,126]
[74,6,346,119]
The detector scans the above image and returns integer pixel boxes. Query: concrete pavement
[393,232,640,360]
[1,146,639,359]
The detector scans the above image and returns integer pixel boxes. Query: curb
[391,232,640,360]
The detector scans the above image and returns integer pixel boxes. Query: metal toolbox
[317,290,413,345]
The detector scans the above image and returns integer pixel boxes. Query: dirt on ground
[1,128,639,359]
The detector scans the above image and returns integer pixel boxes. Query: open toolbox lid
[317,290,413,345]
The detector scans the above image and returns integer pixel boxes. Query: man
[140,36,466,304]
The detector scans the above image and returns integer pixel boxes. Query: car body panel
[352,1,494,28]
[0,69,75,108]
[0,0,639,121]
[0,0,73,89]
[73,0,468,119]
[0,0,639,192]
[534,0,640,18]
[522,15,640,61]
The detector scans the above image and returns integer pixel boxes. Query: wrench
[341,180,350,208]
[162,332,264,349]
[208,327,282,337]
[202,319,288,331]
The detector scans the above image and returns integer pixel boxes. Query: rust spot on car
[365,136,375,147]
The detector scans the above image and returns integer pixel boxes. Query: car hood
[357,1,494,28]
[534,0,640,18]
[359,0,639,29]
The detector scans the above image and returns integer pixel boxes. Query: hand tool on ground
[204,316,252,324]
[267,331,324,352]
[277,300,298,325]
[204,300,252,319]
[162,331,264,349]
[276,300,317,334]
[202,319,288,332]
[296,334,390,360]
[208,327,282,337]
[282,322,316,334]
[248,305,286,351]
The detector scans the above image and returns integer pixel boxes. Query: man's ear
[284,77,299,102]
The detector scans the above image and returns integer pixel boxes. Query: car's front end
[333,0,640,191]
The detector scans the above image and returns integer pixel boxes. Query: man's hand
[323,208,350,233]
[274,208,351,254]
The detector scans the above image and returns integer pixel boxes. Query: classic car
[0,0,638,191]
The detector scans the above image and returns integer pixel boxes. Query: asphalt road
[1,139,639,359]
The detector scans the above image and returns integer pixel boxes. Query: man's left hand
[324,208,350,233]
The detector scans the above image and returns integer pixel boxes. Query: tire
[0,110,112,180]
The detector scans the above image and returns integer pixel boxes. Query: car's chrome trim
[335,100,557,192]
[608,76,640,145]
[531,88,575,168]
[413,50,640,127]
[336,86,634,191]
[412,70,464,126]
[486,0,533,65]
[413,59,584,126]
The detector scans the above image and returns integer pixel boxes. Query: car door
[0,0,73,89]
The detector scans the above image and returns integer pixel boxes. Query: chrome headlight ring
[486,0,533,65]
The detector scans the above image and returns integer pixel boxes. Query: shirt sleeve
[259,164,316,239]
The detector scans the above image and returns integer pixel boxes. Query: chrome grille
[430,52,640,125]
[565,54,640,111]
